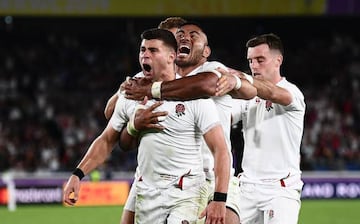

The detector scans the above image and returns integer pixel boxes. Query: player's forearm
[76,136,114,175]
[229,78,257,99]
[253,78,292,105]
[204,126,230,193]
[160,72,218,100]
[213,149,230,193]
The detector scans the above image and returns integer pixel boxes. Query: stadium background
[1,0,360,222]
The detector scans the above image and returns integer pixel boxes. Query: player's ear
[202,45,211,58]
[275,54,283,68]
[168,51,176,64]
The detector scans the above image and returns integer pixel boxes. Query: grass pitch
[299,199,359,223]
[0,200,359,224]
[0,204,123,224]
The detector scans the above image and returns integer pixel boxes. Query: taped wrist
[243,72,254,84]
[233,74,242,90]
[126,121,139,137]
[127,104,147,137]
[151,81,163,99]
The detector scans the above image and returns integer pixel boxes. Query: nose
[180,32,190,41]
[141,49,150,58]
[250,60,259,69]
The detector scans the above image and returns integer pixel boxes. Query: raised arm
[253,78,292,106]
[124,72,219,101]
[159,72,219,100]
[216,67,257,99]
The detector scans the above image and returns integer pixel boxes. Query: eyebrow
[189,30,201,35]
[248,56,265,60]
[176,29,201,36]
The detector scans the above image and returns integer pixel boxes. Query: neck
[272,73,283,84]
[177,60,207,77]
[154,68,176,82]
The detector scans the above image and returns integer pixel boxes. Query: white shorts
[123,179,136,212]
[206,176,241,217]
[135,177,207,224]
[238,182,301,224]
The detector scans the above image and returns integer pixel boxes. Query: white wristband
[127,104,147,137]
[233,74,242,90]
[151,81,163,99]
[243,72,254,84]
[126,121,139,137]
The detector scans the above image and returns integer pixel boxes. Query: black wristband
[213,192,227,202]
[72,168,85,180]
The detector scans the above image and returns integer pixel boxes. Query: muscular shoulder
[200,61,227,71]
[278,78,304,101]
[278,78,305,111]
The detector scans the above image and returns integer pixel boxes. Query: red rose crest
[265,100,273,111]
[175,103,185,117]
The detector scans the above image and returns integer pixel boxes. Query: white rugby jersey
[110,94,221,188]
[231,78,305,187]
[186,61,234,180]
[114,72,182,181]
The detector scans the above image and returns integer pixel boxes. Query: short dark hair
[246,33,284,56]
[141,28,178,52]
[179,21,205,32]
[158,17,187,30]
[178,21,209,45]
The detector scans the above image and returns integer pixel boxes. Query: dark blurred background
[1,0,360,176]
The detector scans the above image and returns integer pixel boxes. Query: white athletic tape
[243,72,254,84]
[233,74,242,90]
[151,81,163,99]
[127,104,148,136]
[157,115,167,122]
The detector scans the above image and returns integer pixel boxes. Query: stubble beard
[175,54,203,69]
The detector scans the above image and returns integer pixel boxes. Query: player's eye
[176,32,184,39]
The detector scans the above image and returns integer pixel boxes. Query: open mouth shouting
[178,45,190,57]
[142,63,152,77]
[143,64,151,72]
[253,73,260,76]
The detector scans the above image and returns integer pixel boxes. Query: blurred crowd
[0,17,359,174]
